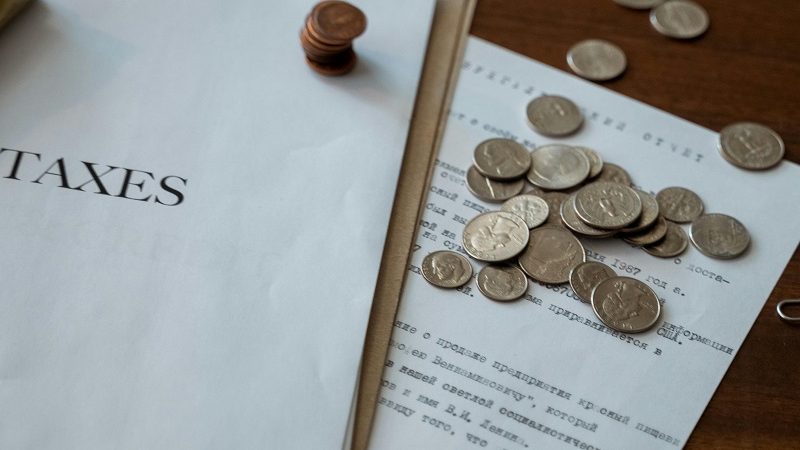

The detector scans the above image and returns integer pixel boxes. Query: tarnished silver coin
[622,215,668,246]
[719,122,785,170]
[477,265,529,302]
[527,144,591,190]
[689,213,750,259]
[656,186,704,223]
[643,222,688,258]
[574,182,642,230]
[501,194,550,229]
[613,0,665,9]
[540,191,569,227]
[462,211,530,262]
[467,166,525,203]
[576,146,604,178]
[567,39,627,81]
[421,251,473,289]
[526,95,584,137]
[621,189,659,233]
[518,226,586,284]
[591,276,661,333]
[595,162,632,186]
[650,0,709,40]
[473,138,532,180]
[569,261,616,303]
[561,194,616,238]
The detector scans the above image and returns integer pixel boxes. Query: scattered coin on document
[569,261,617,303]
[594,162,632,186]
[621,189,660,233]
[466,166,525,203]
[526,95,584,137]
[421,251,474,289]
[567,39,627,81]
[650,0,710,39]
[613,0,665,9]
[718,122,785,170]
[518,226,586,284]
[527,144,591,190]
[655,186,704,223]
[643,222,688,258]
[462,211,530,262]
[540,191,570,227]
[622,215,668,246]
[501,194,550,229]
[477,265,529,302]
[473,138,532,180]
[689,213,750,259]
[560,194,616,238]
[575,146,604,178]
[591,276,661,333]
[574,181,642,230]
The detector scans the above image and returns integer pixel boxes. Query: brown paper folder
[351,1,477,449]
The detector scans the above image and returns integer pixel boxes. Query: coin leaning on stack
[300,1,366,76]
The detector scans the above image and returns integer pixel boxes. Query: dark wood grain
[471,1,800,448]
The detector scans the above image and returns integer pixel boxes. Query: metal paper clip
[777,299,800,324]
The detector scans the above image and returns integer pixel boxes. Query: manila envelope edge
[0,0,33,30]
[352,1,477,449]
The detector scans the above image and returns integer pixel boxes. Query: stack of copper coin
[301,1,367,76]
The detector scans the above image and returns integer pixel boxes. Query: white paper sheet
[0,1,433,448]
[369,37,800,450]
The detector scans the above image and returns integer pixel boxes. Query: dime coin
[655,186,704,223]
[540,191,569,227]
[467,166,525,203]
[595,162,632,186]
[643,221,688,258]
[574,182,642,230]
[622,215,668,246]
[477,265,529,302]
[462,211,530,262]
[613,0,665,9]
[501,194,550,229]
[567,39,627,81]
[591,276,661,333]
[421,251,473,289]
[576,146,604,178]
[569,261,616,303]
[518,226,586,284]
[560,194,616,238]
[689,213,750,259]
[719,122,785,170]
[621,189,659,233]
[527,144,591,190]
[526,95,584,137]
[650,0,709,40]
[474,138,531,180]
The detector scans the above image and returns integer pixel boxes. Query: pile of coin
[300,1,366,76]
[613,0,710,40]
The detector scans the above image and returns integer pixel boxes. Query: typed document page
[369,37,800,450]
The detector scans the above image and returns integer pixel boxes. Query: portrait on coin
[431,252,467,283]
[470,214,519,251]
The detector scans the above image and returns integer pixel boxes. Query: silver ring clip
[777,299,800,324]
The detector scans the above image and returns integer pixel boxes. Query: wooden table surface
[471,1,800,448]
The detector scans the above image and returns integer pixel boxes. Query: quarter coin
[518,226,586,284]
[719,122,785,170]
[466,166,525,203]
[421,251,473,288]
[643,221,688,258]
[501,194,550,229]
[689,213,750,259]
[567,39,627,81]
[655,186,704,223]
[569,261,617,303]
[560,194,616,238]
[526,95,584,137]
[462,211,530,262]
[591,276,662,333]
[477,265,529,302]
[650,0,709,39]
[474,138,532,180]
[574,181,642,230]
[527,144,591,190]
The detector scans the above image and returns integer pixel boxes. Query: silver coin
[689,213,750,259]
[621,189,659,233]
[576,146,604,178]
[567,39,627,81]
[719,122,785,170]
[518,226,586,284]
[650,0,709,40]
[540,191,569,227]
[574,181,642,230]
[569,261,616,303]
[473,138,532,180]
[466,166,525,203]
[421,251,473,289]
[622,215,668,246]
[477,265,529,302]
[591,276,661,333]
[526,95,584,137]
[527,144,591,190]
[560,194,616,238]
[655,186,704,223]
[595,162,632,186]
[462,211,530,262]
[501,194,550,229]
[643,221,688,258]
[613,0,665,9]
